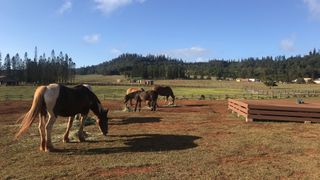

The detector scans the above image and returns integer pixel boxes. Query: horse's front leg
[78,115,86,142]
[166,96,169,104]
[138,101,142,112]
[171,95,175,105]
[45,112,56,152]
[63,116,74,143]
[134,100,138,112]
[38,114,46,151]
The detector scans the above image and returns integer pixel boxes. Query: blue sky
[1,0,320,67]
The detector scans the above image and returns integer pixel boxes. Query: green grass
[75,74,126,84]
[1,75,320,101]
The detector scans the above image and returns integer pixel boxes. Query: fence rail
[1,90,320,101]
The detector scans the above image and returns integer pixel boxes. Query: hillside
[77,50,320,82]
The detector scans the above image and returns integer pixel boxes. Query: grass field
[2,99,320,179]
[1,75,320,101]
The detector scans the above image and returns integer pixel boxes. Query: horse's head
[96,108,108,136]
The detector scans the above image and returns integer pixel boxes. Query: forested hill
[77,49,320,82]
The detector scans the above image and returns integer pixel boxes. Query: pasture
[2,98,320,179]
[1,75,320,101]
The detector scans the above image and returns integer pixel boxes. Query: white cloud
[163,46,210,61]
[58,0,72,15]
[303,0,320,19]
[94,0,146,14]
[280,35,296,52]
[83,34,101,44]
[110,48,122,54]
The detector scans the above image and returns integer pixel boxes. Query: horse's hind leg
[130,99,133,107]
[45,111,56,152]
[63,116,74,143]
[38,114,46,151]
[78,115,86,142]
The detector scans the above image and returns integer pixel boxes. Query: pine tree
[0,51,2,73]
[4,54,11,76]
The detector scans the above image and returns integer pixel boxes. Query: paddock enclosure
[2,99,320,179]
[228,99,320,123]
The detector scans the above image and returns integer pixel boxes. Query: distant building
[248,78,260,82]
[0,76,18,86]
[144,80,154,86]
[314,78,320,84]
[304,78,313,83]
[236,78,249,82]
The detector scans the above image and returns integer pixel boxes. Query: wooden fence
[228,99,320,123]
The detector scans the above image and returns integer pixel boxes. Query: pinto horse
[63,84,93,143]
[135,90,158,111]
[152,85,175,105]
[15,84,108,152]
[126,87,144,106]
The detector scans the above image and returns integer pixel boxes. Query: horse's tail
[15,86,47,138]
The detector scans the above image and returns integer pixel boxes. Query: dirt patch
[96,165,158,177]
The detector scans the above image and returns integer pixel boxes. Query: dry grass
[2,99,320,179]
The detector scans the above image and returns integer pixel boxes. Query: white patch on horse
[44,84,60,113]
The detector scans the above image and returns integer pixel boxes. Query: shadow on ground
[109,117,161,125]
[56,134,201,155]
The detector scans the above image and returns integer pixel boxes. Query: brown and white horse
[15,84,108,152]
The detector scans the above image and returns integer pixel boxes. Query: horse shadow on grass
[109,117,161,125]
[58,134,201,155]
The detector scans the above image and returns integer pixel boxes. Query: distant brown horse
[135,90,158,112]
[126,87,144,106]
[153,85,175,105]
[15,84,108,152]
[126,87,144,95]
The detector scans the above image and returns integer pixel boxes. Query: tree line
[77,54,186,79]
[0,48,76,84]
[77,49,320,82]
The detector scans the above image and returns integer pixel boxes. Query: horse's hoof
[63,138,70,143]
[78,136,86,142]
[45,147,54,152]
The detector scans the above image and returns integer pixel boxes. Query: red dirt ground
[2,99,320,178]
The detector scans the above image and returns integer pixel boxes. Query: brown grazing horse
[15,84,108,152]
[134,90,158,112]
[125,87,144,106]
[152,85,175,105]
[124,90,142,108]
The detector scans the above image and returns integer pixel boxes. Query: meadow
[1,75,320,101]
